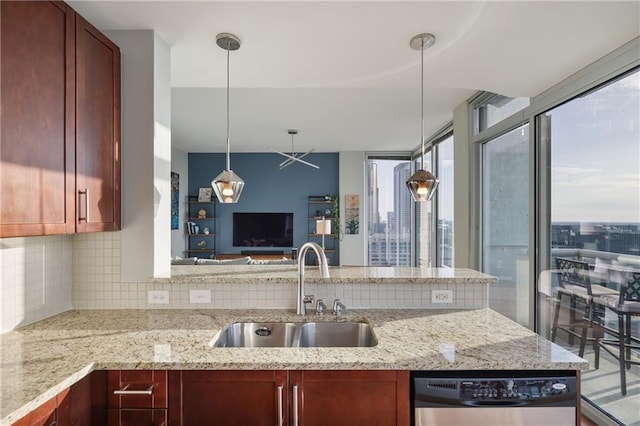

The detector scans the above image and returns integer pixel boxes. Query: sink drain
[255,327,272,337]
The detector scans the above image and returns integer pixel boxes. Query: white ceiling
[69,1,640,153]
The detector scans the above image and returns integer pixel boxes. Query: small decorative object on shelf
[198,240,207,249]
[198,187,213,202]
[198,209,207,219]
[204,228,210,235]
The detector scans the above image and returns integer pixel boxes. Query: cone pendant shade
[406,169,438,202]
[212,170,244,203]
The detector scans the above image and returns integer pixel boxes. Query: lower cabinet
[11,370,408,426]
[291,370,410,426]
[169,370,409,426]
[12,371,107,426]
[107,370,168,426]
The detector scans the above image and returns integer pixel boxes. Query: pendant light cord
[225,40,231,171]
[420,37,425,170]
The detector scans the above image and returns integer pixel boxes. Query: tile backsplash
[0,235,73,333]
[1,232,487,332]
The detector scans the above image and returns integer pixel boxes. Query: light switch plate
[431,289,453,304]
[190,289,212,304]
[148,290,169,304]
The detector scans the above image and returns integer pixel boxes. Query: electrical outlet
[148,290,169,304]
[190,289,212,304]
[431,289,453,304]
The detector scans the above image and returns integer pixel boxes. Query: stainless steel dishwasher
[411,371,578,426]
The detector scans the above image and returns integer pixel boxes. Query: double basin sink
[213,321,377,348]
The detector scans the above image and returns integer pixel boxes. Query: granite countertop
[0,308,585,424]
[165,265,499,284]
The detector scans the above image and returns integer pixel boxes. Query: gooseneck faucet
[297,241,330,315]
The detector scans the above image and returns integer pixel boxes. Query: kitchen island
[0,308,587,425]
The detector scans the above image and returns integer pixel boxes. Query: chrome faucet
[297,242,330,315]
[333,299,346,316]
[315,299,327,315]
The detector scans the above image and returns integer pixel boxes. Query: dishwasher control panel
[412,372,577,406]
[459,378,573,401]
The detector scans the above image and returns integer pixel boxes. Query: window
[366,156,412,266]
[537,69,639,425]
[482,124,530,325]
[474,94,530,134]
[437,136,454,267]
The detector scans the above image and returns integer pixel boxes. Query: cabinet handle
[292,385,299,426]
[85,188,90,223]
[277,385,284,426]
[113,384,154,395]
[77,188,90,222]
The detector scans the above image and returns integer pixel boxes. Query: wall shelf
[185,196,216,258]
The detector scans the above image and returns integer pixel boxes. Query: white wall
[171,147,188,258]
[338,151,367,265]
[103,30,171,281]
[453,101,472,268]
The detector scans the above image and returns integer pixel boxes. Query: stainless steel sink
[298,322,378,347]
[212,322,297,347]
[212,321,377,348]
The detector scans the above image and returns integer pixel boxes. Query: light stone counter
[165,265,498,284]
[0,308,585,424]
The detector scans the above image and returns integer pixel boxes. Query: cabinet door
[291,370,410,426]
[11,394,56,426]
[177,370,288,426]
[0,0,76,237]
[108,370,168,410]
[108,409,167,426]
[57,371,108,426]
[75,14,121,232]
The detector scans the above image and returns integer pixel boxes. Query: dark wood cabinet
[173,370,288,426]
[0,0,121,237]
[169,370,408,426]
[107,370,168,426]
[75,14,121,233]
[13,371,107,426]
[291,370,409,426]
[0,0,76,237]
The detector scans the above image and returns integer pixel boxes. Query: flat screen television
[233,213,294,247]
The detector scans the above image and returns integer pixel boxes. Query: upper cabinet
[75,14,121,233]
[0,1,121,238]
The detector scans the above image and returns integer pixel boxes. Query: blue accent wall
[188,152,339,255]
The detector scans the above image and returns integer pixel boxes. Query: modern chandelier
[406,33,439,203]
[270,129,319,170]
[211,33,244,203]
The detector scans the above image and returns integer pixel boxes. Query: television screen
[233,213,294,247]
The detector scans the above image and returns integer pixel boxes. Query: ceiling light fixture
[406,33,439,203]
[270,129,319,170]
[212,33,244,204]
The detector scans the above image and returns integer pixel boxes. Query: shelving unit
[307,195,338,265]
[185,195,216,258]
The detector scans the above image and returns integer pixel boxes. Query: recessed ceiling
[69,1,640,153]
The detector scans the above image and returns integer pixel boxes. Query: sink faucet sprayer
[297,242,330,315]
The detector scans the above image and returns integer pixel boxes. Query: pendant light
[406,33,439,202]
[212,33,244,204]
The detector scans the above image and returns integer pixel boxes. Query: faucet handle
[303,295,314,305]
[315,299,327,315]
[332,299,346,316]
